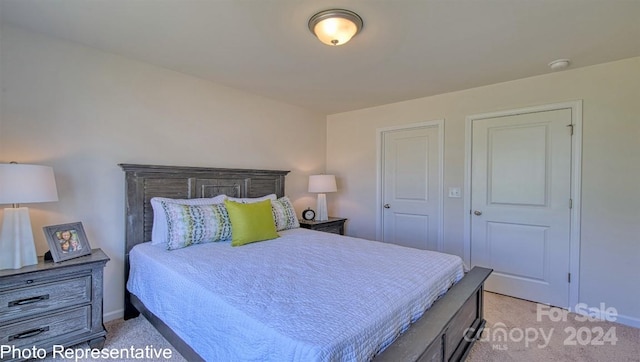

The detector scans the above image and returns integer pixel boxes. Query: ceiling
[2,0,639,114]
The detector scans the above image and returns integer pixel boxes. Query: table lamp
[0,163,59,269]
[308,174,337,221]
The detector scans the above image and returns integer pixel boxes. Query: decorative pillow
[271,196,299,231]
[224,199,279,247]
[150,195,227,245]
[227,193,277,204]
[162,202,232,250]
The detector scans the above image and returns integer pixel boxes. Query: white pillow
[150,195,227,245]
[227,193,277,204]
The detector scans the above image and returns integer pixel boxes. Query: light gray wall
[327,57,640,327]
[0,25,326,320]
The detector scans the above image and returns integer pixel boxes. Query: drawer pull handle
[8,326,50,341]
[8,294,50,307]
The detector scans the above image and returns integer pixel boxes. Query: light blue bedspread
[128,228,464,361]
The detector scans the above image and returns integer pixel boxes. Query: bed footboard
[374,266,492,362]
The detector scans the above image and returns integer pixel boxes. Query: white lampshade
[308,174,337,193]
[0,164,59,204]
[0,163,59,270]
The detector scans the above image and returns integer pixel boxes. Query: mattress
[127,228,465,361]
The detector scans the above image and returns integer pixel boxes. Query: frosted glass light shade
[309,9,363,46]
[0,164,59,204]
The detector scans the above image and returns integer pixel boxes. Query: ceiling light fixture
[308,9,363,46]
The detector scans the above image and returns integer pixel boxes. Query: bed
[120,164,491,361]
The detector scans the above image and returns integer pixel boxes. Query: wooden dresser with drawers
[0,249,109,361]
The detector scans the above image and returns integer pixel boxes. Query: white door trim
[464,101,582,307]
[376,120,445,251]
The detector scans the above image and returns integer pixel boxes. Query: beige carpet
[45,292,639,361]
[467,292,640,362]
[42,316,187,362]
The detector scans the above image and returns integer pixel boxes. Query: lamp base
[0,207,38,270]
[316,193,329,221]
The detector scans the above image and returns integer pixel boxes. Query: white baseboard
[574,307,640,329]
[104,308,124,322]
[614,313,640,329]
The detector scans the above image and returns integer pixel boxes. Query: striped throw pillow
[162,202,232,250]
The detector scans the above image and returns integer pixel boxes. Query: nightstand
[0,249,109,360]
[299,217,347,235]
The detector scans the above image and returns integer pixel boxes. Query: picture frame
[43,222,92,262]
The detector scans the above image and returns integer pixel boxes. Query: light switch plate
[448,187,462,198]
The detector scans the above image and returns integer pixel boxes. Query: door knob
[473,210,482,216]
[383,204,391,209]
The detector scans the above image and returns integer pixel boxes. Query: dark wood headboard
[119,164,289,318]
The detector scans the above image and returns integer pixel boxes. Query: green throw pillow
[225,199,279,246]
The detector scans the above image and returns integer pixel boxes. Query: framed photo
[43,222,92,262]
